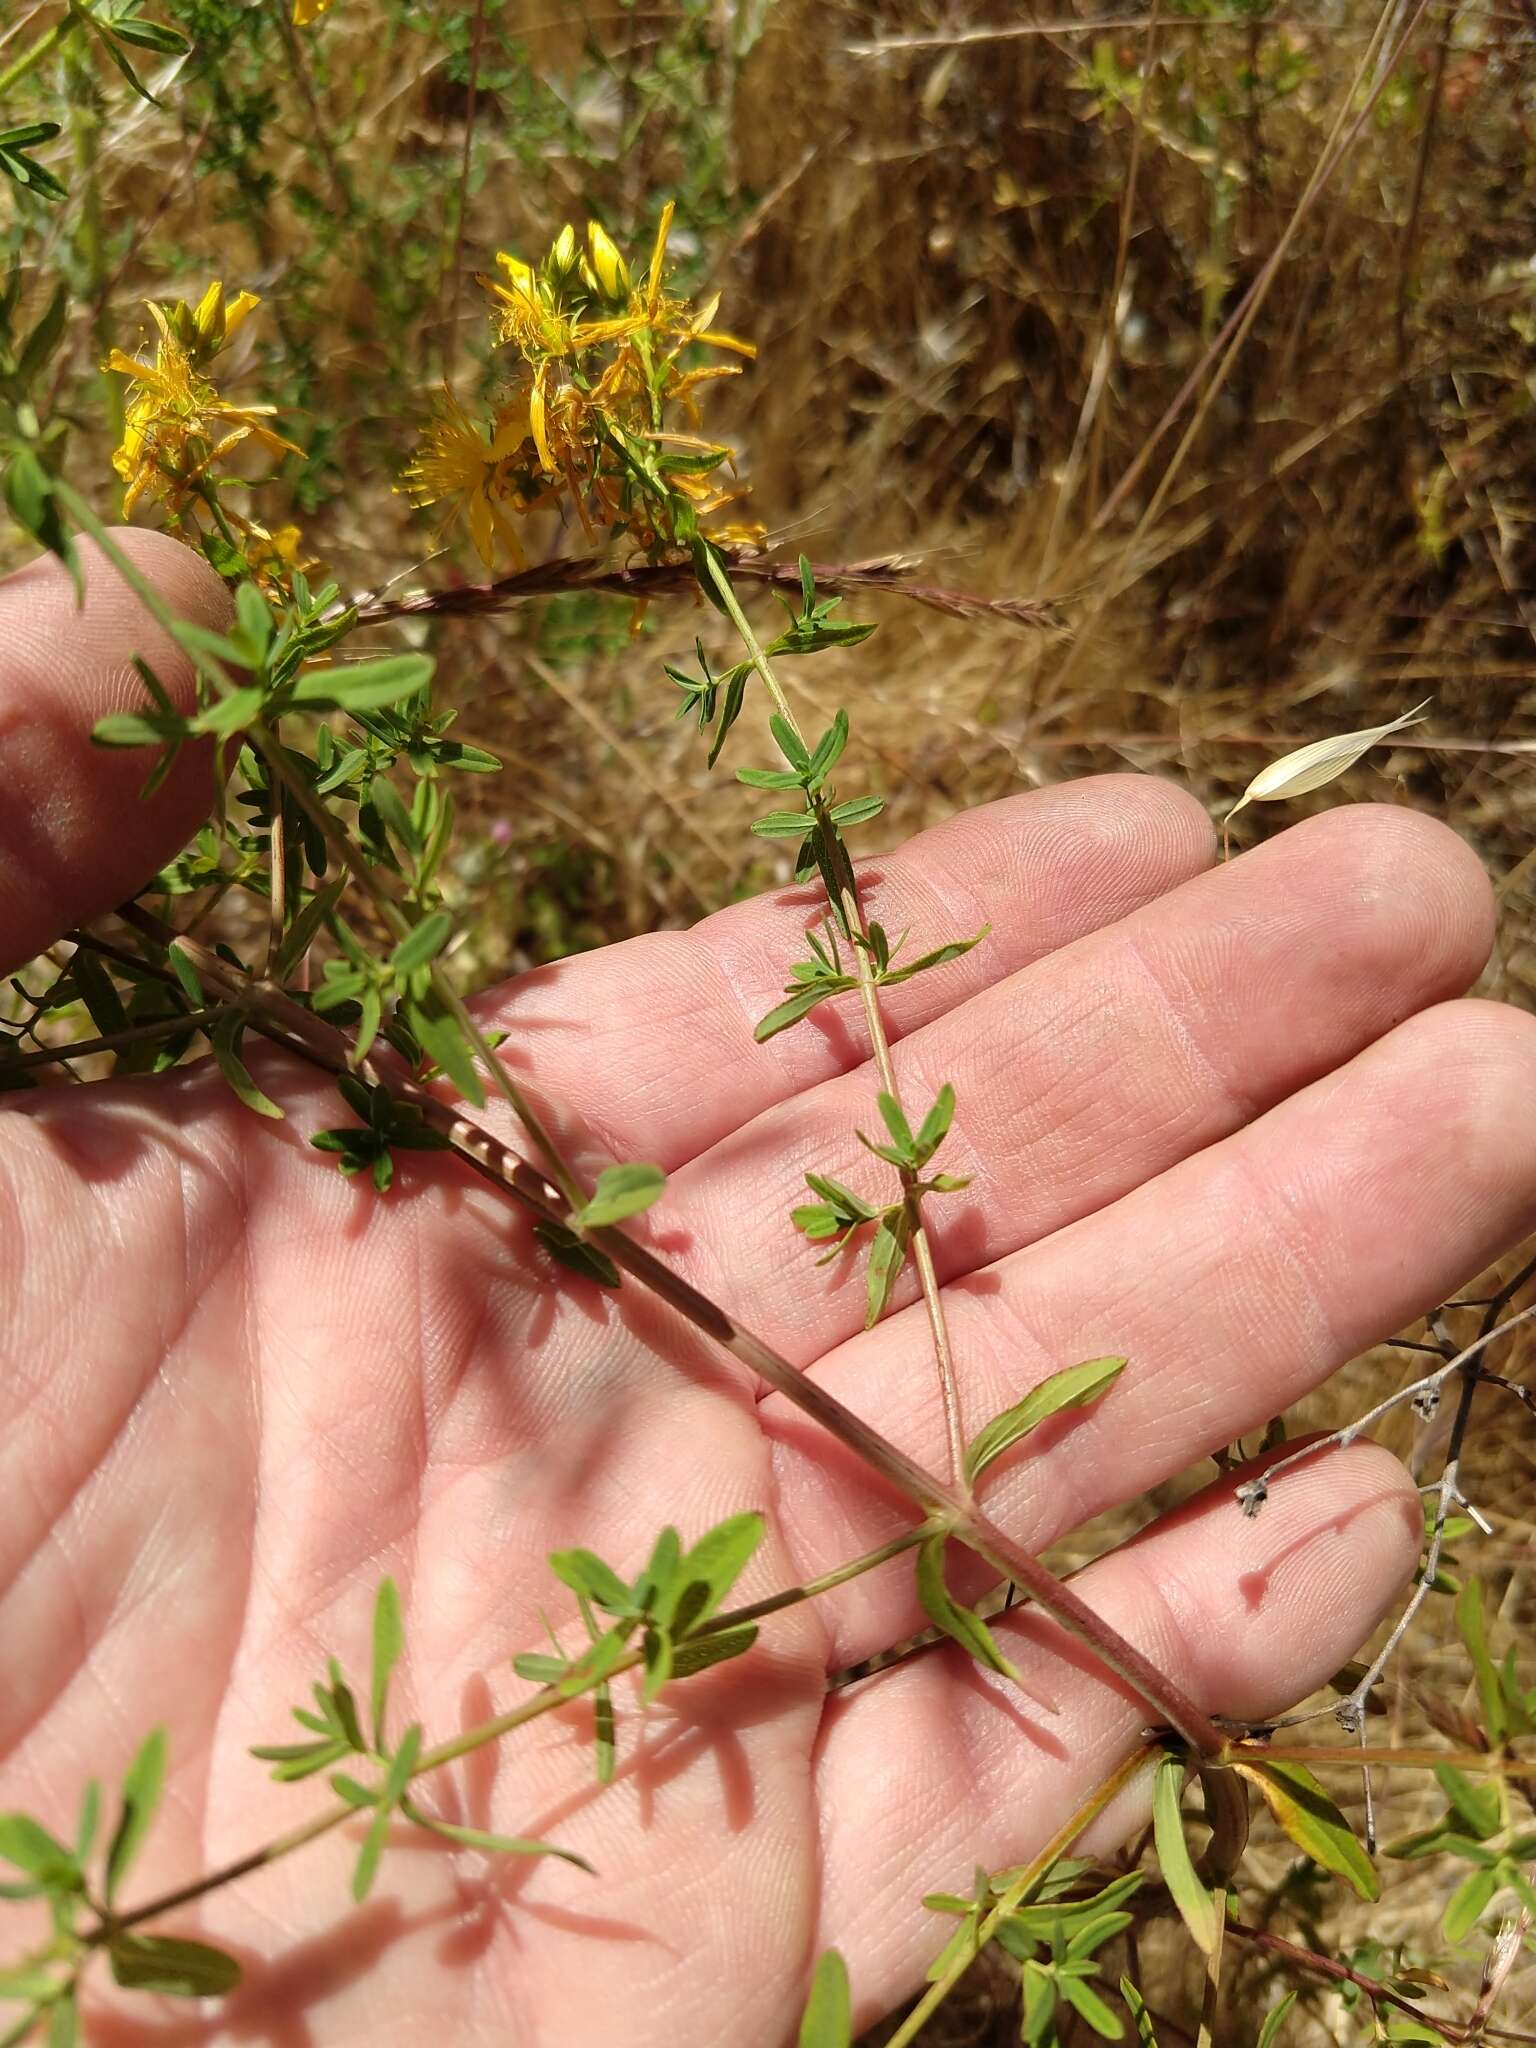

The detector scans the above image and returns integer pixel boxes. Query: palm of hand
[4,537,1535,2047]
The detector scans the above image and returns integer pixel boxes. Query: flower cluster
[402,206,760,572]
[105,281,310,592]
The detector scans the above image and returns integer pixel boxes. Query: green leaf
[964,1357,1128,1485]
[1442,1862,1498,1942]
[1255,1990,1297,2048]
[665,1512,764,1631]
[189,687,265,737]
[671,1623,759,1678]
[535,1218,621,1288]
[828,794,884,829]
[807,710,850,789]
[864,1211,910,1327]
[875,1091,916,1162]
[1119,1979,1161,2046]
[73,1783,100,1867]
[915,1533,1023,1685]
[234,581,273,654]
[292,654,433,712]
[107,1933,241,1998]
[754,981,852,1042]
[105,1728,166,1907]
[579,1162,666,1230]
[403,992,483,1107]
[390,912,453,977]
[166,942,204,1007]
[1231,1756,1379,1901]
[751,808,816,840]
[370,1579,404,1751]
[1151,1753,1218,1954]
[881,926,991,988]
[45,1995,76,2048]
[1431,1762,1500,1842]
[550,1548,634,1617]
[798,1949,851,2048]
[401,1805,593,1873]
[210,1014,283,1119]
[352,1723,421,1903]
[1455,1580,1506,1745]
[914,1083,956,1164]
[0,1963,61,2003]
[0,1815,79,1892]
[736,765,804,791]
[92,711,179,750]
[18,285,67,383]
[769,714,811,772]
[1059,1972,1124,2040]
[106,16,191,52]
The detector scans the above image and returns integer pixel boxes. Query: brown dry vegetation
[6,0,1536,2038]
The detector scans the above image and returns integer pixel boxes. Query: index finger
[0,530,231,976]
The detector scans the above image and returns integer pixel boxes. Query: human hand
[5,535,1534,2045]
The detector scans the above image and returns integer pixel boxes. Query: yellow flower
[292,0,335,23]
[399,388,539,570]
[105,288,303,520]
[445,206,758,562]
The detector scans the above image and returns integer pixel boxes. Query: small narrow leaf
[1454,1580,1506,1745]
[579,1162,666,1230]
[550,1548,634,1616]
[864,1212,910,1327]
[1119,1978,1161,2046]
[1151,1753,1218,1954]
[351,1724,421,1903]
[401,1804,593,1873]
[210,1014,282,1120]
[1224,700,1430,823]
[389,912,453,976]
[1442,1862,1498,1942]
[108,1934,241,1998]
[1255,1990,1297,2048]
[798,1949,851,2048]
[0,1815,79,1891]
[370,1579,404,1751]
[105,1728,167,1907]
[964,1357,1128,1484]
[915,1534,1023,1685]
[292,654,433,711]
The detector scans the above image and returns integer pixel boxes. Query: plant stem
[0,9,81,99]
[76,1527,933,1944]
[3,1001,226,1071]
[883,1744,1158,2048]
[700,544,971,1493]
[113,895,1225,1754]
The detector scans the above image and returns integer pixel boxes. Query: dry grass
[5,0,1536,2037]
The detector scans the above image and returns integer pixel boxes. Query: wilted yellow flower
[399,388,541,570]
[105,286,303,521]
[451,203,759,561]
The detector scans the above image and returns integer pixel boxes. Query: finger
[475,774,1213,1162]
[765,997,1536,1664]
[664,803,1492,1359]
[814,1440,1419,2031]
[0,530,231,975]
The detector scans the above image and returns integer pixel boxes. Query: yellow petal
[528,372,553,471]
[1224,700,1431,824]
[193,280,224,343]
[647,199,675,315]
[292,0,335,24]
[223,290,261,341]
[586,219,630,300]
